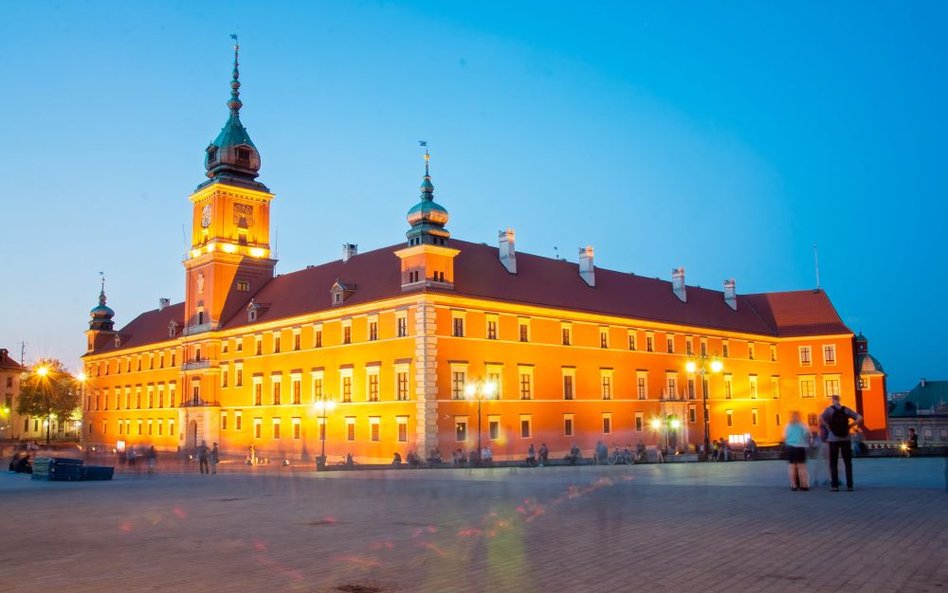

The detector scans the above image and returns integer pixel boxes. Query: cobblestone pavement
[1,457,945,593]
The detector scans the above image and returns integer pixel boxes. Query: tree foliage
[17,359,80,423]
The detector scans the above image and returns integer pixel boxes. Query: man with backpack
[820,394,863,491]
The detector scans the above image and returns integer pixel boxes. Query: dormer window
[330,280,356,306]
[236,147,251,163]
[249,309,257,322]
[168,321,178,338]
[207,147,218,163]
[114,335,122,347]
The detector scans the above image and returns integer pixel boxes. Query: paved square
[1,457,945,593]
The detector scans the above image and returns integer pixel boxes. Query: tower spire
[228,32,242,116]
[406,141,450,246]
[98,271,107,306]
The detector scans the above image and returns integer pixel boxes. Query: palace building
[80,42,888,463]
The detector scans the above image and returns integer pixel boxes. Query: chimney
[342,243,358,262]
[579,246,595,287]
[724,279,737,310]
[158,298,170,311]
[498,229,517,274]
[672,267,687,302]
[920,378,927,388]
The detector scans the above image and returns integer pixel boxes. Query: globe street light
[464,380,497,466]
[686,356,724,460]
[313,395,336,471]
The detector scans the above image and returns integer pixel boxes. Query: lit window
[823,345,837,365]
[799,346,812,366]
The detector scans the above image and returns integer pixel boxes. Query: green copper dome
[200,36,266,191]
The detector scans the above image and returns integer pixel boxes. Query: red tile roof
[103,238,850,350]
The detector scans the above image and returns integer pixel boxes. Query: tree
[17,359,80,444]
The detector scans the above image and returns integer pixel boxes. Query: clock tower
[183,37,276,335]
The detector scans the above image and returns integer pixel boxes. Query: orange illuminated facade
[80,44,888,463]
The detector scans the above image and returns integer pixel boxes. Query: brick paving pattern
[1,457,945,593]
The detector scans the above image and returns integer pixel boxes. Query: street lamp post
[464,380,497,466]
[313,395,336,471]
[76,371,86,443]
[686,356,724,460]
[35,365,52,445]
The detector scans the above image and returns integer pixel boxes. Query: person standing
[210,442,220,474]
[784,411,810,491]
[538,443,549,467]
[526,443,536,467]
[906,428,919,456]
[820,394,863,491]
[197,440,210,475]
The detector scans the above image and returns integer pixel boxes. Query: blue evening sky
[1,2,945,391]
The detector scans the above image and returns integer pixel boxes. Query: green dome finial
[406,142,450,246]
[227,32,242,116]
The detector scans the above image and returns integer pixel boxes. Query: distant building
[0,348,24,440]
[79,43,889,462]
[888,379,948,444]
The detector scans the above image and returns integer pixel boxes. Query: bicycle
[336,454,358,469]
[607,444,635,465]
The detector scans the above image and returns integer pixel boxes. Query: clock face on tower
[201,204,211,228]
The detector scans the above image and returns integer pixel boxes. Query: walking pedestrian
[820,394,862,491]
[210,442,219,474]
[784,411,810,491]
[197,440,210,475]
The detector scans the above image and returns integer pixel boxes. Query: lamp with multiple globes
[464,380,497,466]
[685,356,724,459]
[313,395,336,471]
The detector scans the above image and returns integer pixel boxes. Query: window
[369,417,380,442]
[369,320,378,341]
[564,414,574,437]
[600,370,613,400]
[343,323,352,345]
[518,319,529,342]
[748,343,755,360]
[646,334,654,352]
[771,345,777,362]
[273,333,281,353]
[234,411,241,431]
[628,331,636,351]
[726,410,733,427]
[635,413,644,432]
[562,368,575,400]
[665,375,678,400]
[271,376,282,405]
[724,374,733,399]
[221,366,228,388]
[237,280,250,292]
[253,377,263,405]
[799,346,812,366]
[637,373,648,400]
[486,365,503,398]
[455,419,468,442]
[687,379,696,400]
[147,419,153,436]
[602,413,612,435]
[291,375,302,405]
[346,417,356,441]
[700,340,708,357]
[722,342,730,358]
[451,367,467,400]
[751,409,759,426]
[397,314,408,338]
[666,337,674,353]
[235,364,243,387]
[397,417,408,442]
[272,418,281,439]
[342,375,352,403]
[600,328,609,348]
[824,376,840,398]
[293,330,301,351]
[367,371,379,402]
[396,367,409,401]
[318,417,326,441]
[749,375,758,399]
[452,313,465,337]
[292,417,301,440]
[314,326,323,348]
[807,413,817,427]
[688,405,697,423]
[489,418,500,440]
[858,377,869,390]
[519,367,533,400]
[823,345,837,365]
[253,418,262,439]
[311,372,324,401]
[771,376,780,399]
[487,317,498,340]
[519,416,532,438]
[799,376,816,398]
[221,412,228,431]
[561,324,571,346]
